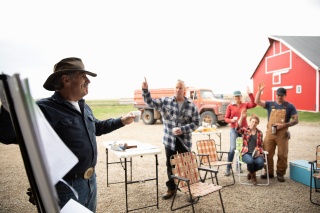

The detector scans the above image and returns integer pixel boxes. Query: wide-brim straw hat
[43,57,97,91]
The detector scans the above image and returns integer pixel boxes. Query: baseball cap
[233,90,242,96]
[277,88,286,96]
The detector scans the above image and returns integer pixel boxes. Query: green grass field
[87,100,320,123]
[86,99,136,119]
[247,106,320,123]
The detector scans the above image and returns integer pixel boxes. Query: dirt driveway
[0,118,319,212]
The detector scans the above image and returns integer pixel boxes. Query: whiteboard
[1,74,79,213]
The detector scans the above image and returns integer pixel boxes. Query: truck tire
[200,111,217,126]
[142,110,156,125]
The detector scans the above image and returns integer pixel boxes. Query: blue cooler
[290,160,320,188]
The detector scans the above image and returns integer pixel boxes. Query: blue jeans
[165,139,188,190]
[55,173,97,212]
[242,153,265,172]
[227,128,241,169]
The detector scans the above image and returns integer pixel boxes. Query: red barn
[251,36,320,112]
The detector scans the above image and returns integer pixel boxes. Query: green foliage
[247,106,320,123]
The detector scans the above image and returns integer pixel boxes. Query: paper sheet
[60,199,93,213]
[33,100,79,185]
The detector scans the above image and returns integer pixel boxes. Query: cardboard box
[290,160,320,188]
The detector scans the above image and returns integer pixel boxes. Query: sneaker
[225,168,231,176]
[162,189,175,200]
[277,174,285,182]
[260,173,274,179]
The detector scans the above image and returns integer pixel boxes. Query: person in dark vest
[255,81,298,182]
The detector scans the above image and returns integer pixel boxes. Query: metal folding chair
[170,151,225,213]
[196,139,235,187]
[234,137,269,185]
[309,145,320,205]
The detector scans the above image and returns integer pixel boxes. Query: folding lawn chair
[170,151,225,213]
[309,145,320,205]
[234,137,269,185]
[196,139,235,187]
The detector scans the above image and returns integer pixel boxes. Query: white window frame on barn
[296,85,302,94]
[273,73,281,84]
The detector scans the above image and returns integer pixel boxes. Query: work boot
[247,172,251,180]
[277,173,285,182]
[260,173,274,179]
[162,189,175,200]
[224,168,231,176]
[251,172,257,185]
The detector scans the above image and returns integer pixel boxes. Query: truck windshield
[200,90,215,99]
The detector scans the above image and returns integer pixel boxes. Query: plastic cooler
[290,159,320,188]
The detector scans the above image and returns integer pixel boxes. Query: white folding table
[103,140,161,213]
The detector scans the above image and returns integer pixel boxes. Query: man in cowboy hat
[0,57,135,212]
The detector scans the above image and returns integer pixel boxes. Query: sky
[1,0,320,100]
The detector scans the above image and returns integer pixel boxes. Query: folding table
[103,140,161,212]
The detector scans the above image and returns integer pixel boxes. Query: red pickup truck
[133,87,231,126]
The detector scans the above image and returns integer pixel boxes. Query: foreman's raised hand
[142,77,148,90]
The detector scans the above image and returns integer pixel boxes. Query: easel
[0,74,60,213]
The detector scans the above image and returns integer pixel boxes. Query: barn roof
[270,35,320,69]
[251,35,320,78]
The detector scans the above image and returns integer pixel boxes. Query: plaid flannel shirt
[142,89,200,151]
[236,125,264,157]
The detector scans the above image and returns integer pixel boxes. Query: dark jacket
[0,105,17,145]
[1,92,124,174]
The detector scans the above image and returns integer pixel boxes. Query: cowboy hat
[43,57,97,91]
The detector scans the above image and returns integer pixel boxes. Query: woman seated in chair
[236,109,264,185]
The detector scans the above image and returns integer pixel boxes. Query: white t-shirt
[67,101,81,113]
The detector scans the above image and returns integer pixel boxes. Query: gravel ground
[0,118,320,213]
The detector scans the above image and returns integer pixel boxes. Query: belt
[63,167,95,180]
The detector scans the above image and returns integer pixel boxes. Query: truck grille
[219,101,230,114]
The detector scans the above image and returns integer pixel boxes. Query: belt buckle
[84,167,94,179]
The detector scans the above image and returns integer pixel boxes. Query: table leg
[155,154,159,209]
[218,132,222,158]
[106,148,109,187]
[125,158,128,213]
[130,157,132,183]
